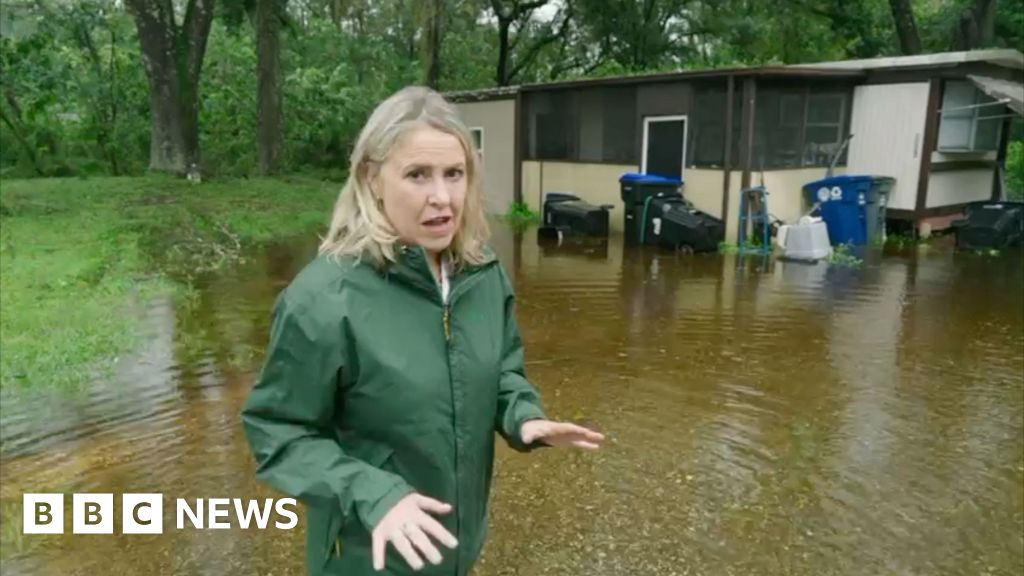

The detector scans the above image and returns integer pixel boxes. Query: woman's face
[371,125,468,255]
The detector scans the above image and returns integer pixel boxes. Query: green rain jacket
[241,245,547,576]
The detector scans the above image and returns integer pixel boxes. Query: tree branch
[508,4,573,81]
[510,0,548,19]
[490,0,507,20]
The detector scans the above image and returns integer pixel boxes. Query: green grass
[829,242,863,268]
[717,241,740,254]
[0,175,340,389]
[882,231,932,249]
[503,201,540,231]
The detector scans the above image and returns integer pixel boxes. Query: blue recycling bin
[619,173,684,245]
[802,175,895,246]
[619,173,683,203]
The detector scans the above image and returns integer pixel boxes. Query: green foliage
[829,242,863,267]
[0,175,340,389]
[503,201,540,230]
[1,0,1021,178]
[884,230,932,249]
[0,1,150,177]
[994,0,1024,51]
[1005,140,1024,202]
[717,241,739,254]
[200,23,259,176]
[280,18,417,173]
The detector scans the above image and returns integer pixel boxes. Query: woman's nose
[429,177,451,206]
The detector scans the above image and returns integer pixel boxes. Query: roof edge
[444,86,519,103]
[444,49,1024,99]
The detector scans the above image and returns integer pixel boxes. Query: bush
[503,201,540,230]
[1005,140,1024,201]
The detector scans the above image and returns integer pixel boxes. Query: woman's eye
[445,168,465,180]
[407,170,427,181]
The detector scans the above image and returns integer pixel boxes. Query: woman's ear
[364,161,381,199]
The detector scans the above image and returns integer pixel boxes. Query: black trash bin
[538,192,612,237]
[646,195,725,252]
[951,201,1024,250]
[619,173,684,246]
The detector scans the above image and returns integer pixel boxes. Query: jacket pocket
[325,437,398,563]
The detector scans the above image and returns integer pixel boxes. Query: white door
[642,115,688,180]
[846,83,930,211]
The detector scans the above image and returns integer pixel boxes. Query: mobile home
[449,49,1023,242]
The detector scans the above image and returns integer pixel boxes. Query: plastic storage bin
[643,195,724,252]
[779,217,832,261]
[951,201,1024,250]
[539,192,612,237]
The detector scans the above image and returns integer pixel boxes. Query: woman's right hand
[372,493,459,572]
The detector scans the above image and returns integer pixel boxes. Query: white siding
[927,170,994,208]
[846,83,930,211]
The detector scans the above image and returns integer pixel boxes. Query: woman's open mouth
[422,215,454,235]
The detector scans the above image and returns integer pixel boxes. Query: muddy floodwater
[2,228,1022,576]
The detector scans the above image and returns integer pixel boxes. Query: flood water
[2,227,1022,576]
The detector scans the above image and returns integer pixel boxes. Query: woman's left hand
[520,420,605,450]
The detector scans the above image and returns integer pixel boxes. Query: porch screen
[736,84,854,170]
[523,87,637,164]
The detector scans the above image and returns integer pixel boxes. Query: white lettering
[23,495,298,533]
[208,498,230,529]
[176,499,204,529]
[73,494,113,534]
[274,499,298,529]
[23,494,64,534]
[232,498,273,529]
[123,494,163,534]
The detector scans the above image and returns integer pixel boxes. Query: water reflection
[1,228,1021,576]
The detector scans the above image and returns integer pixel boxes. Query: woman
[241,86,604,576]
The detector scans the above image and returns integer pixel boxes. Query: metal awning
[968,75,1024,116]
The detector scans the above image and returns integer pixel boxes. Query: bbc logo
[23,493,298,533]
[24,493,164,534]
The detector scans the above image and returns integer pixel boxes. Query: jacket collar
[384,243,497,303]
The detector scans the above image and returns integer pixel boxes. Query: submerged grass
[0,175,339,389]
[828,242,863,268]
[503,201,540,231]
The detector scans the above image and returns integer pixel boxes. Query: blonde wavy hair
[318,86,490,269]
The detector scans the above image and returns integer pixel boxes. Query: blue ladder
[737,186,772,254]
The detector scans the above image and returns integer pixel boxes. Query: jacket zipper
[441,297,459,574]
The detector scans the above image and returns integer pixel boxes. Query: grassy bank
[0,175,340,389]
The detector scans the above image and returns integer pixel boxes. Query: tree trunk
[328,0,343,30]
[126,0,215,175]
[492,0,560,86]
[108,26,121,176]
[956,0,997,49]
[496,19,511,86]
[423,0,443,89]
[257,0,284,175]
[0,89,44,176]
[888,0,922,55]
